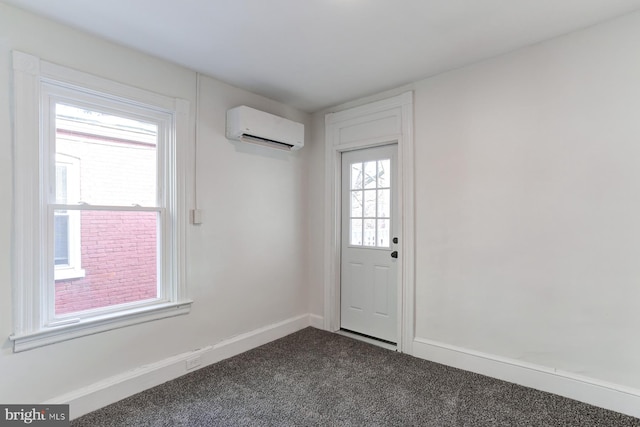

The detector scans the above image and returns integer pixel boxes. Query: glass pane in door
[348,158,392,248]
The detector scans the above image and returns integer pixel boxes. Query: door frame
[324,92,415,354]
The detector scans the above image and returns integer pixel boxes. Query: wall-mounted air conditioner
[226,105,304,151]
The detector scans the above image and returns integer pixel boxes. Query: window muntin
[349,159,391,248]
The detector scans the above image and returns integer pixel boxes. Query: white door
[341,144,398,343]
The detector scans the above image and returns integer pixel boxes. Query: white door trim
[324,92,415,354]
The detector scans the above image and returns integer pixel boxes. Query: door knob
[390,251,398,259]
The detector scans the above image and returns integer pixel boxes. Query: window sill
[54,267,86,281]
[9,300,192,352]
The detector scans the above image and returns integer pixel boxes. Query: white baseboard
[413,337,640,419]
[309,314,324,329]
[47,314,313,420]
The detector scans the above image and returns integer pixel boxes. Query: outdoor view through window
[54,103,159,315]
[349,159,391,248]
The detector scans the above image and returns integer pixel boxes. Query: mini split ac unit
[226,105,304,151]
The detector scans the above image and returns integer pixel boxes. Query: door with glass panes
[341,144,398,343]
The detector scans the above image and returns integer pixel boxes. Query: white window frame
[53,154,85,281]
[10,51,191,352]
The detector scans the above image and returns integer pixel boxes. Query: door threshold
[337,329,397,351]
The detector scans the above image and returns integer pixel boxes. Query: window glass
[377,189,390,218]
[351,163,363,190]
[351,191,363,217]
[377,219,390,247]
[364,190,376,217]
[53,214,70,266]
[363,219,376,247]
[53,102,161,317]
[350,219,363,246]
[348,158,392,249]
[364,161,377,189]
[378,159,390,188]
[55,104,158,207]
[54,210,158,316]
[55,165,68,203]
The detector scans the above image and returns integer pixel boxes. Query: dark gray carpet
[72,327,640,426]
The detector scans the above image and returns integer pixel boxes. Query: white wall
[307,112,326,317]
[310,10,640,391]
[414,10,640,390]
[0,3,310,404]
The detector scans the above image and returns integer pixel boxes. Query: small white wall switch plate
[191,209,202,225]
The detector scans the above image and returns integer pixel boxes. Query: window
[349,159,391,248]
[53,154,84,280]
[11,52,190,351]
